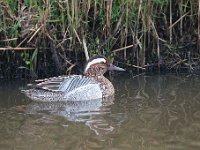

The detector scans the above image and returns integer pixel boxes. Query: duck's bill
[108,64,126,71]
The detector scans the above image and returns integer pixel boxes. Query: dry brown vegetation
[0,0,199,78]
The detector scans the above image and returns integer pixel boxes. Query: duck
[22,55,125,101]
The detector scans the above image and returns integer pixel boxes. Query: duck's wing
[33,75,103,101]
[58,75,99,92]
[34,75,97,92]
[33,75,68,91]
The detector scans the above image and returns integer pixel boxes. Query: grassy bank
[0,0,199,78]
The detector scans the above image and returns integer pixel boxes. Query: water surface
[1,74,200,150]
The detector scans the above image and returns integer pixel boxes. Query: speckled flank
[23,89,65,101]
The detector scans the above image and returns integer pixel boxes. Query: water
[1,74,200,150]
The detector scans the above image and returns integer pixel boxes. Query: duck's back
[23,75,103,101]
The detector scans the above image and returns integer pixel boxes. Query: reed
[0,0,199,78]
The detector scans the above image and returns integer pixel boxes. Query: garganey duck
[22,55,125,101]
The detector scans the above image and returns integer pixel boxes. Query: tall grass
[0,0,199,78]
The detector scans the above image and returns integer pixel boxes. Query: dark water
[1,74,200,150]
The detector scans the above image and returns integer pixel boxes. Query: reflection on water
[1,74,200,150]
[25,97,125,135]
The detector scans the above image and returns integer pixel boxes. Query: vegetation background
[0,0,199,78]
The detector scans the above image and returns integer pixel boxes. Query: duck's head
[83,55,125,77]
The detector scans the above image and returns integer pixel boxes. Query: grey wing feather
[58,75,98,92]
[35,75,98,92]
[35,76,69,91]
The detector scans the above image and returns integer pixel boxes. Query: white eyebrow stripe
[84,58,106,72]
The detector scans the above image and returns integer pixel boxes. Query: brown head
[83,55,125,77]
